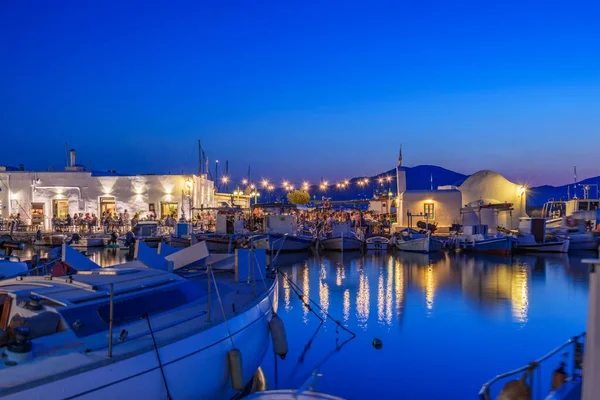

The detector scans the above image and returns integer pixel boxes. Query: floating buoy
[228,348,244,390]
[372,338,383,349]
[269,313,288,359]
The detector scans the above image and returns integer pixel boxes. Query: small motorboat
[67,233,108,248]
[394,230,442,253]
[253,215,315,252]
[32,234,67,247]
[366,236,389,251]
[514,218,570,253]
[449,224,513,256]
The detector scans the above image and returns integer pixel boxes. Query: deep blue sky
[1,1,599,186]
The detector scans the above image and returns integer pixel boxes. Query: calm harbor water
[13,247,591,399]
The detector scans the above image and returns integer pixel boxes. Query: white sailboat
[0,242,280,399]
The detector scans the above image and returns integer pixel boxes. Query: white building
[394,148,528,230]
[0,152,215,230]
[457,170,527,230]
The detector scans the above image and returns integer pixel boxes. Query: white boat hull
[396,235,431,253]
[321,236,364,251]
[2,280,278,400]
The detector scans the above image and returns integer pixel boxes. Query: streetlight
[242,179,248,185]
[250,189,260,205]
[268,185,274,202]
[185,178,193,221]
[233,187,242,207]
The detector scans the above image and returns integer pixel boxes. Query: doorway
[52,200,69,219]
[100,197,116,216]
[160,202,178,219]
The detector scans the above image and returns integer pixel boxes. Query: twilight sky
[1,1,599,187]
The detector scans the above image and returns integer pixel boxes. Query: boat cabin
[215,213,245,235]
[132,221,160,238]
[543,198,600,226]
[265,215,297,235]
[518,217,547,242]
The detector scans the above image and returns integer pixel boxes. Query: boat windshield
[59,280,207,338]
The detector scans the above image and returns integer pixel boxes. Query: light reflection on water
[12,246,591,399]
[262,250,590,400]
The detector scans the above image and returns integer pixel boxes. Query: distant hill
[271,165,468,202]
[527,176,600,206]
[268,165,599,206]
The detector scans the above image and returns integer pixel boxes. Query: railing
[478,333,586,400]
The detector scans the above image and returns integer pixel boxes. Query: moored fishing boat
[253,214,315,252]
[393,230,442,253]
[254,233,314,252]
[33,234,67,247]
[449,225,513,255]
[365,236,389,251]
[0,242,280,400]
[320,225,364,252]
[67,234,108,248]
[514,218,570,253]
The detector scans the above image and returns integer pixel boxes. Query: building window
[149,203,155,212]
[161,202,178,219]
[424,203,435,220]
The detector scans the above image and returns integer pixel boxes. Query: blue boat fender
[269,313,288,359]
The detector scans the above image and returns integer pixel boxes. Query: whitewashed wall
[399,190,462,228]
[0,171,214,230]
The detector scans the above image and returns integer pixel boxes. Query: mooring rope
[208,264,236,348]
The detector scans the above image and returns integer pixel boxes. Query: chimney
[69,149,76,167]
[18,164,24,171]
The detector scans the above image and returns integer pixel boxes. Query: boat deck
[0,257,275,394]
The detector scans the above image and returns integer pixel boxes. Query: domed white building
[395,149,527,231]
[458,170,527,230]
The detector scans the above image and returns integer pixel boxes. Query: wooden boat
[514,218,570,253]
[0,243,278,399]
[33,234,66,247]
[321,225,364,252]
[449,225,513,256]
[253,233,314,252]
[67,234,108,248]
[394,230,442,253]
[365,236,389,251]
[253,215,315,253]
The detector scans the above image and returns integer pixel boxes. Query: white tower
[395,145,406,228]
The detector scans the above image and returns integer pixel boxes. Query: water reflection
[282,251,552,328]
[268,251,590,399]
